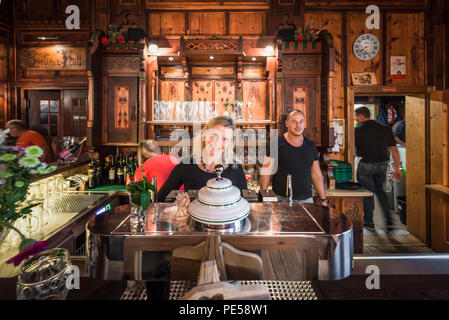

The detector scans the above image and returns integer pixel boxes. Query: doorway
[346,86,429,251]
[354,95,406,231]
[25,89,88,138]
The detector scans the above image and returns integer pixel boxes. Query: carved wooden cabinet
[97,50,143,146]
[277,36,335,149]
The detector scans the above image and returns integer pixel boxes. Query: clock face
[353,34,380,61]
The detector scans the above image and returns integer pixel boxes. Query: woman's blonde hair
[138,139,161,165]
[193,116,236,165]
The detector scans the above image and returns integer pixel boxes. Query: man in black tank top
[260,110,328,205]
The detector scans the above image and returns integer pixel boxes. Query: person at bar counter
[6,119,50,163]
[354,106,402,231]
[259,110,328,206]
[132,139,183,191]
[157,116,247,202]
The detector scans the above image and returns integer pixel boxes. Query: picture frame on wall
[390,56,406,79]
[351,72,377,85]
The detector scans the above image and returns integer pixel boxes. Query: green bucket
[329,160,353,182]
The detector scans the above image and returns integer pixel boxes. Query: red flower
[117,35,125,42]
[101,37,110,46]
[6,240,48,267]
[297,35,304,41]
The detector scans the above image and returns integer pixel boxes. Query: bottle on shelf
[108,154,116,185]
[58,137,87,161]
[95,158,102,187]
[116,155,124,185]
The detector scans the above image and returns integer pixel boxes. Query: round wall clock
[353,33,380,61]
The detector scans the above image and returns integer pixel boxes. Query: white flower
[18,156,40,168]
[25,146,43,158]
[0,128,9,145]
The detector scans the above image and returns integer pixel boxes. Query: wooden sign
[20,47,86,71]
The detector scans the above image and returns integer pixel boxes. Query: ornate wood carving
[184,39,239,51]
[281,56,321,74]
[115,86,130,129]
[103,56,140,72]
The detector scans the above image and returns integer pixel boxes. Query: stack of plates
[188,176,250,225]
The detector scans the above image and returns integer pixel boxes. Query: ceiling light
[168,57,174,61]
[209,56,214,60]
[252,57,257,61]
[265,45,274,55]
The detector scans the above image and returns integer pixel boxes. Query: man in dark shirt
[355,107,402,231]
[392,119,406,146]
[260,110,327,206]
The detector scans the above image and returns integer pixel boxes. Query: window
[39,99,59,137]
[72,98,87,137]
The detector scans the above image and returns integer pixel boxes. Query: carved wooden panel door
[191,80,213,102]
[282,76,321,145]
[105,76,138,144]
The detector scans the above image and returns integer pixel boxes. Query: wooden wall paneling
[161,66,184,78]
[345,14,382,87]
[430,192,449,252]
[433,23,445,90]
[149,13,161,35]
[406,94,427,243]
[160,80,185,101]
[191,80,213,102]
[429,91,445,185]
[214,81,236,116]
[242,80,267,121]
[161,12,186,35]
[386,13,425,87]
[189,12,226,35]
[229,12,264,35]
[305,13,344,121]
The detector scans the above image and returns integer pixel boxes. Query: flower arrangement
[0,129,57,266]
[125,173,156,211]
[100,24,130,48]
[295,21,321,42]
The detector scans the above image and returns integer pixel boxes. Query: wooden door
[282,76,321,144]
[405,94,426,243]
[27,90,61,139]
[62,90,88,137]
[104,76,138,144]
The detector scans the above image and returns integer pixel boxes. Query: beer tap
[287,174,293,207]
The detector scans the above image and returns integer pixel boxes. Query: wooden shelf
[425,184,449,196]
[148,120,276,126]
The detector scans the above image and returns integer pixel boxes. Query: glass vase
[129,205,146,233]
[16,248,72,300]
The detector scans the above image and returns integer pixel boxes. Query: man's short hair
[355,107,371,119]
[6,119,26,130]
[286,109,305,121]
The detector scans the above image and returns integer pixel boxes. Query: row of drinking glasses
[154,101,252,122]
[0,175,66,252]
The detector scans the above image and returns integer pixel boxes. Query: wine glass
[223,103,229,116]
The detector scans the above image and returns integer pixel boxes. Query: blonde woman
[133,139,181,191]
[157,116,247,202]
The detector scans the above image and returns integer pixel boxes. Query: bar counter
[86,202,354,281]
